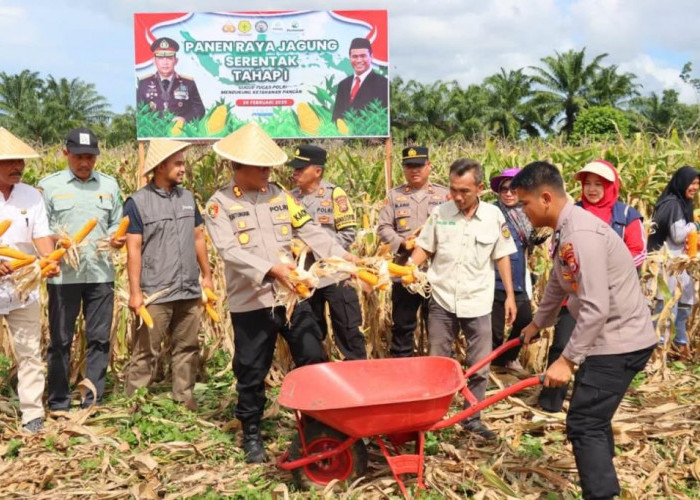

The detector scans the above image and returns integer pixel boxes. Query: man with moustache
[123,139,213,412]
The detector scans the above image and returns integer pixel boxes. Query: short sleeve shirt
[0,183,52,313]
[416,200,516,318]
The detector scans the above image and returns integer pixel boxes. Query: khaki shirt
[416,200,516,318]
[204,182,347,313]
[377,182,449,263]
[534,203,656,365]
[292,179,356,288]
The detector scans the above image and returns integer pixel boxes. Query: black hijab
[648,165,699,251]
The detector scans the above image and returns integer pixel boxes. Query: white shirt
[416,200,516,318]
[354,67,373,87]
[0,182,51,313]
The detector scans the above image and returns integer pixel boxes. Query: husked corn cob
[203,287,217,303]
[289,271,312,299]
[388,263,415,277]
[0,247,33,260]
[0,220,10,238]
[357,270,379,287]
[113,216,130,239]
[362,214,370,230]
[8,256,36,271]
[58,237,72,249]
[41,261,59,278]
[139,306,154,329]
[39,248,67,268]
[171,118,185,136]
[297,102,320,134]
[401,274,416,285]
[404,238,416,250]
[336,118,349,135]
[206,105,228,134]
[72,218,98,244]
[204,303,220,322]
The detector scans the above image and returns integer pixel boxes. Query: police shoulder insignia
[559,242,579,274]
[335,195,349,213]
[232,185,243,198]
[206,202,220,219]
[501,223,511,239]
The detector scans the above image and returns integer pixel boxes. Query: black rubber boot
[242,422,268,463]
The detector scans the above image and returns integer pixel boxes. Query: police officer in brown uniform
[289,145,366,360]
[514,162,656,500]
[377,146,449,357]
[204,123,355,463]
[136,37,205,123]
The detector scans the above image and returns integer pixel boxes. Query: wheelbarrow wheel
[289,420,368,489]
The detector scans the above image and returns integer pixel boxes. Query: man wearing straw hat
[0,127,58,433]
[122,139,213,411]
[39,127,125,413]
[205,122,355,463]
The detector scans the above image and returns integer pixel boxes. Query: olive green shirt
[38,168,123,284]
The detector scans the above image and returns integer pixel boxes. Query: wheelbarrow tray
[278,357,465,438]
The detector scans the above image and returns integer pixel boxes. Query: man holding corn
[0,127,58,433]
[205,123,355,463]
[122,139,213,412]
[39,127,125,413]
[289,144,366,360]
[378,146,449,357]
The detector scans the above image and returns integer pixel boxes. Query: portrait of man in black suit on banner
[331,37,389,123]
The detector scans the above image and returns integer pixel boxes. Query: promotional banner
[134,10,389,140]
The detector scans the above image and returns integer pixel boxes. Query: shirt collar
[556,202,575,230]
[149,180,180,198]
[67,168,97,183]
[354,67,372,85]
[445,198,484,219]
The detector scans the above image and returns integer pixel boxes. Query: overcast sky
[2,0,699,113]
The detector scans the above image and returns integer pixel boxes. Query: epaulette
[139,74,156,81]
[177,74,194,81]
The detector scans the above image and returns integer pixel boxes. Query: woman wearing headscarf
[648,165,700,351]
[538,159,646,412]
[490,168,548,369]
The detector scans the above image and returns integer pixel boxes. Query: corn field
[1,134,699,498]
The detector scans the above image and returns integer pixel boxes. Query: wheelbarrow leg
[375,432,427,498]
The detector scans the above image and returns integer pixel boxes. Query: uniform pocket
[273,219,292,242]
[474,232,498,265]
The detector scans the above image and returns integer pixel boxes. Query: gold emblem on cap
[295,148,300,156]
[238,233,250,245]
[408,148,417,157]
[159,39,170,49]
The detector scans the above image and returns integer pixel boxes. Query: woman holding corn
[648,165,700,353]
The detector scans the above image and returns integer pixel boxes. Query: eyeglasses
[499,185,516,194]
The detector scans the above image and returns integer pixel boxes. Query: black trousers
[567,346,654,500]
[491,289,532,366]
[230,302,326,425]
[538,306,576,412]
[47,282,114,410]
[390,281,428,357]
[309,281,366,360]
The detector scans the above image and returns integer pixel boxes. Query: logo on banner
[238,20,252,33]
[222,22,235,33]
[255,21,268,33]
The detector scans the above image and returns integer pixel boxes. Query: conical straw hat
[213,122,287,166]
[0,127,40,160]
[144,138,190,175]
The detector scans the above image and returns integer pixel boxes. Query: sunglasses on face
[499,185,515,194]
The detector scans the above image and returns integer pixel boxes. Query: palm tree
[0,70,43,136]
[483,68,541,139]
[589,66,640,108]
[529,48,608,136]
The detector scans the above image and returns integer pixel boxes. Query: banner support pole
[138,141,146,188]
[384,137,392,196]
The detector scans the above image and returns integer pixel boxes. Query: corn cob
[0,220,10,238]
[401,274,416,285]
[8,256,36,271]
[297,102,320,134]
[203,287,217,303]
[204,303,220,322]
[404,238,416,251]
[171,118,185,136]
[113,216,130,239]
[139,306,154,329]
[206,105,228,134]
[58,237,72,249]
[41,261,59,278]
[0,247,33,260]
[336,118,349,135]
[357,270,379,287]
[39,248,67,268]
[388,263,415,277]
[362,214,370,230]
[72,218,98,244]
[289,271,312,299]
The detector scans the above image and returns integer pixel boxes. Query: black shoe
[462,419,496,440]
[242,423,268,463]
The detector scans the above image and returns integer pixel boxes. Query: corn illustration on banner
[134,10,389,140]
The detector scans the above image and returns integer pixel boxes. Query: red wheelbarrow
[278,337,543,497]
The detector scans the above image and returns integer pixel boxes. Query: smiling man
[411,158,517,440]
[331,37,389,123]
[514,161,656,500]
